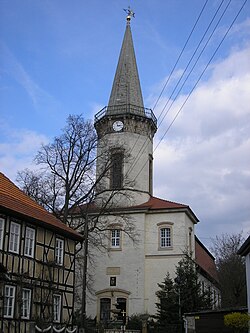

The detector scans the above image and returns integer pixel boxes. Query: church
[85,10,220,321]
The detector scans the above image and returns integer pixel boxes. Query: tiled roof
[75,196,198,222]
[195,236,218,282]
[0,172,83,242]
[135,196,189,209]
[132,196,199,223]
[76,196,189,212]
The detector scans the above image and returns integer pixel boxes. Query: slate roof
[0,172,83,242]
[195,236,219,283]
[108,18,144,109]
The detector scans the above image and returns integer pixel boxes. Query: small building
[0,172,83,333]
[238,235,250,319]
[184,307,247,333]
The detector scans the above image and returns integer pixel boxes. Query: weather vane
[123,6,135,23]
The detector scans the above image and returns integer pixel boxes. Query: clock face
[113,120,124,132]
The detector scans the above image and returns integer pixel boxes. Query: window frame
[4,285,16,319]
[55,238,64,265]
[158,222,173,250]
[111,229,121,250]
[9,222,21,254]
[24,227,36,258]
[0,217,5,250]
[53,294,62,323]
[21,288,32,319]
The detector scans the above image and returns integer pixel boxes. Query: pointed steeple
[94,9,157,206]
[94,9,157,132]
[108,13,144,111]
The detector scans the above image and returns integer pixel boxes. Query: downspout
[183,316,188,333]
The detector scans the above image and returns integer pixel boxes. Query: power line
[157,0,227,129]
[153,0,209,118]
[154,0,247,152]
[128,0,228,182]
[127,0,227,180]
[123,1,210,178]
[132,0,247,184]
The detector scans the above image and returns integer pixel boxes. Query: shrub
[224,312,250,333]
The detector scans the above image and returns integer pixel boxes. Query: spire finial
[123,6,135,24]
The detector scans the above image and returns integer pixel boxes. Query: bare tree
[211,232,247,308]
[16,114,138,327]
[18,115,98,223]
[17,114,136,226]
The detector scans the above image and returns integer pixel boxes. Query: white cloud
[0,122,48,182]
[152,42,250,246]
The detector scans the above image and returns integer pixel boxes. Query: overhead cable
[132,0,247,183]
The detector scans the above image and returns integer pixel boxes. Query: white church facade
[85,11,220,321]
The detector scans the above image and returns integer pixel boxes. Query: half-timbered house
[0,172,83,333]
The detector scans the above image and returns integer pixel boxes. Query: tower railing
[94,104,157,128]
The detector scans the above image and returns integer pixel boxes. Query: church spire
[94,9,157,206]
[94,8,157,132]
[108,8,144,110]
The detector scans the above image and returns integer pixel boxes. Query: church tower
[94,10,157,206]
[86,10,220,322]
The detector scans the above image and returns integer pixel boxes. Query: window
[0,218,4,250]
[158,223,173,250]
[100,298,111,321]
[111,229,121,249]
[24,227,35,257]
[110,277,116,286]
[160,227,171,248]
[55,238,64,265]
[53,294,61,323]
[116,297,126,322]
[110,151,123,189]
[9,222,20,253]
[188,227,192,254]
[157,224,173,250]
[149,154,153,195]
[21,289,31,319]
[4,285,15,318]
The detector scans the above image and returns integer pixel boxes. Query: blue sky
[1,0,250,250]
